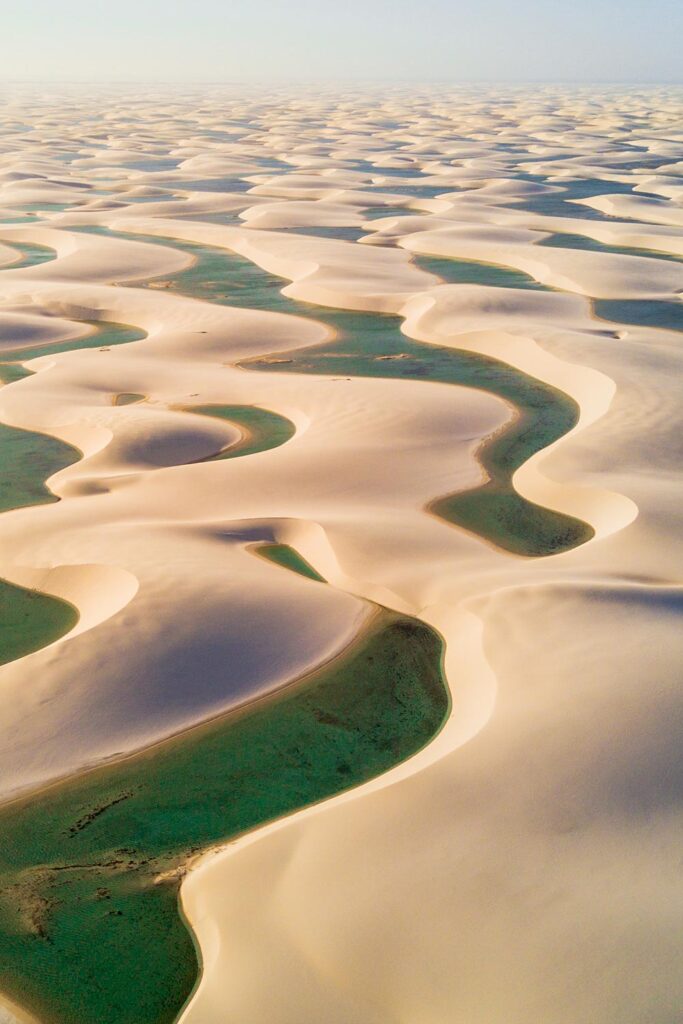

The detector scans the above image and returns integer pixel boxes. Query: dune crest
[0,83,680,1024]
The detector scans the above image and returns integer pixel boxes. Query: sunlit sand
[0,83,680,1023]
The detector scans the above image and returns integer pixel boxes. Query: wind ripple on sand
[0,84,680,1024]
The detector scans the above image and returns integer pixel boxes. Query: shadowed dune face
[0,610,448,1024]
[0,83,681,1024]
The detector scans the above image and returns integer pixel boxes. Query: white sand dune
[0,224,193,284]
[0,84,681,1024]
[0,311,89,352]
[574,192,683,226]
[396,224,683,298]
[0,995,39,1024]
[103,216,440,311]
[361,192,683,259]
[239,199,366,230]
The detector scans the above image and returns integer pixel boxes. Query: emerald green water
[363,205,414,220]
[257,543,327,582]
[0,320,145,513]
[0,318,142,686]
[0,174,679,1024]
[0,322,144,515]
[538,231,683,264]
[0,364,33,386]
[0,339,81,707]
[417,254,550,291]
[0,324,140,675]
[0,320,149,671]
[0,580,78,667]
[245,329,591,556]
[114,393,145,406]
[0,321,146,364]
[0,218,591,1022]
[0,395,81,675]
[118,231,591,556]
[594,298,682,333]
[0,610,447,1024]
[12,203,72,213]
[185,404,296,460]
[1,240,55,271]
[537,234,683,334]
[513,177,642,222]
[279,225,366,242]
[0,419,80,514]
[430,420,585,556]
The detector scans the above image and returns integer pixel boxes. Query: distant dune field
[0,84,680,1024]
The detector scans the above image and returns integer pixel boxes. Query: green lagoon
[185,404,296,460]
[118,229,592,557]
[0,608,447,1024]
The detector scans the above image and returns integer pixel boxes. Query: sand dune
[574,192,683,226]
[0,995,39,1024]
[397,224,683,298]
[0,84,680,1024]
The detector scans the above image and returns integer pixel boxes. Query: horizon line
[1,77,682,87]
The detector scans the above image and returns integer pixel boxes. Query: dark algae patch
[0,611,448,1024]
[184,404,296,460]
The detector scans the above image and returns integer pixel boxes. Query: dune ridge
[0,84,680,1023]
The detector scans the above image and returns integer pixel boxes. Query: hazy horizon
[3,0,681,85]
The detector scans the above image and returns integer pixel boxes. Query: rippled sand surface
[0,83,681,1023]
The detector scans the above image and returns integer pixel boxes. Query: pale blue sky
[3,0,682,83]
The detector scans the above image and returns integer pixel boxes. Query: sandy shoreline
[0,994,40,1024]
[0,84,681,1023]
